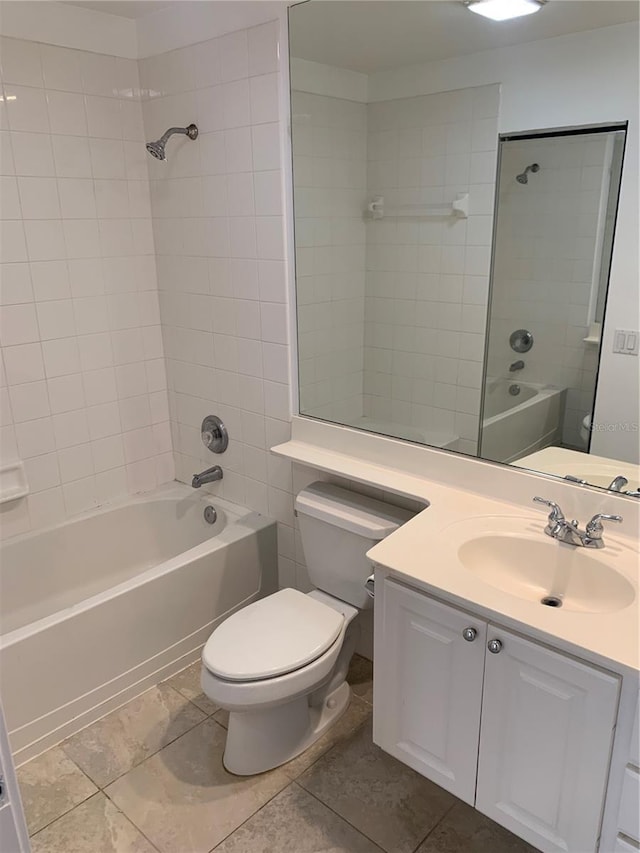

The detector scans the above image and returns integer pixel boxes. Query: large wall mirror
[288,0,640,497]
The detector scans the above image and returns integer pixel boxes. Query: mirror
[480,127,626,464]
[288,1,640,496]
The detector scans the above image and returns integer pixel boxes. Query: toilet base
[223,680,351,776]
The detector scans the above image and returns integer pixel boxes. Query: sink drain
[541,595,563,608]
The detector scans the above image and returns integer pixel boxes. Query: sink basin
[452,518,635,614]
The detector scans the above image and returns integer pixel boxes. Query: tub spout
[509,360,525,372]
[192,466,223,488]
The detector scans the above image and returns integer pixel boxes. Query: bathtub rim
[482,381,565,428]
[0,483,272,650]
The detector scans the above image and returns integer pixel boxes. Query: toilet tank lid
[295,482,415,540]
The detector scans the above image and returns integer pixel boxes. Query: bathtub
[0,484,277,764]
[480,380,566,464]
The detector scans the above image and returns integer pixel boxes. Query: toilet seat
[203,588,345,682]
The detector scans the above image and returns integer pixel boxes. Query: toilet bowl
[200,482,413,775]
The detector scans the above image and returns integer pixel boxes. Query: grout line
[107,796,163,853]
[292,780,387,853]
[27,789,102,840]
[409,800,458,853]
[21,751,100,837]
[27,682,208,793]
[286,713,372,779]
[206,780,295,852]
[28,789,163,853]
[96,712,210,791]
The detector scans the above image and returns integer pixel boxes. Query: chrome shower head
[516,162,540,184]
[145,123,198,162]
[146,139,166,160]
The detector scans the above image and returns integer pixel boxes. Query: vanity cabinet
[373,581,487,804]
[614,689,640,848]
[374,579,620,853]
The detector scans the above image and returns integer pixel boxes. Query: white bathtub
[0,484,277,764]
[481,380,566,464]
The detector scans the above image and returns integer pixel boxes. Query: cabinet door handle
[462,627,477,642]
[487,638,503,654]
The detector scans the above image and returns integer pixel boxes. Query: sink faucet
[533,497,622,549]
[608,476,629,492]
[509,360,525,372]
[192,465,223,488]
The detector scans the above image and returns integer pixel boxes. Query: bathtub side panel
[481,390,565,463]
[1,521,277,760]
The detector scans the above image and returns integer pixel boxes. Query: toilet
[200,482,413,775]
[580,413,592,446]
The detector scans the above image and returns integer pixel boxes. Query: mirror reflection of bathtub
[480,381,566,464]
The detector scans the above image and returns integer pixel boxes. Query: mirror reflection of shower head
[145,124,199,161]
[516,163,540,184]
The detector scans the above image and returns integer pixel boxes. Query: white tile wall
[139,22,313,586]
[0,36,172,538]
[1,25,452,603]
[362,85,499,455]
[291,89,367,424]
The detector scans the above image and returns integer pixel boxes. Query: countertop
[368,496,639,674]
[273,434,640,674]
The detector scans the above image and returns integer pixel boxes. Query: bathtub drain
[204,506,217,525]
[541,595,562,608]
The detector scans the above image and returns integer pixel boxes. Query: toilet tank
[295,483,416,609]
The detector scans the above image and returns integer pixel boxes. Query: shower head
[145,123,198,161]
[516,162,540,184]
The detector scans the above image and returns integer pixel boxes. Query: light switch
[613,330,639,356]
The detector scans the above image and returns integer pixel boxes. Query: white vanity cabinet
[373,581,487,804]
[614,689,640,849]
[374,578,621,853]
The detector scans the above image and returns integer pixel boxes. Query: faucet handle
[533,496,565,523]
[585,513,623,538]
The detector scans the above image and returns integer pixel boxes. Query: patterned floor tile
[63,684,206,787]
[299,720,455,853]
[30,792,157,853]
[105,719,290,853]
[17,745,97,835]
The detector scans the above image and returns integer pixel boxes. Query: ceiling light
[465,0,545,22]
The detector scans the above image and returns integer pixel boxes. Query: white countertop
[517,447,640,491]
[368,497,639,674]
[273,432,640,674]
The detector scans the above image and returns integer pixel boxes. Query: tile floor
[17,656,536,853]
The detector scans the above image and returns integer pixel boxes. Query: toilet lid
[202,588,345,682]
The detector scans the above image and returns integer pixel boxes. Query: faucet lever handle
[533,496,565,523]
[585,513,623,537]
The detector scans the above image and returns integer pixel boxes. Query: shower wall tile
[140,22,298,586]
[0,37,171,539]
[291,85,367,427]
[363,84,499,454]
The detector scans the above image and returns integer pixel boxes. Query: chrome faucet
[509,360,525,372]
[608,476,629,492]
[533,497,622,549]
[192,465,223,488]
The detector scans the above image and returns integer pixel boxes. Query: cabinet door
[476,627,620,853]
[373,579,486,803]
